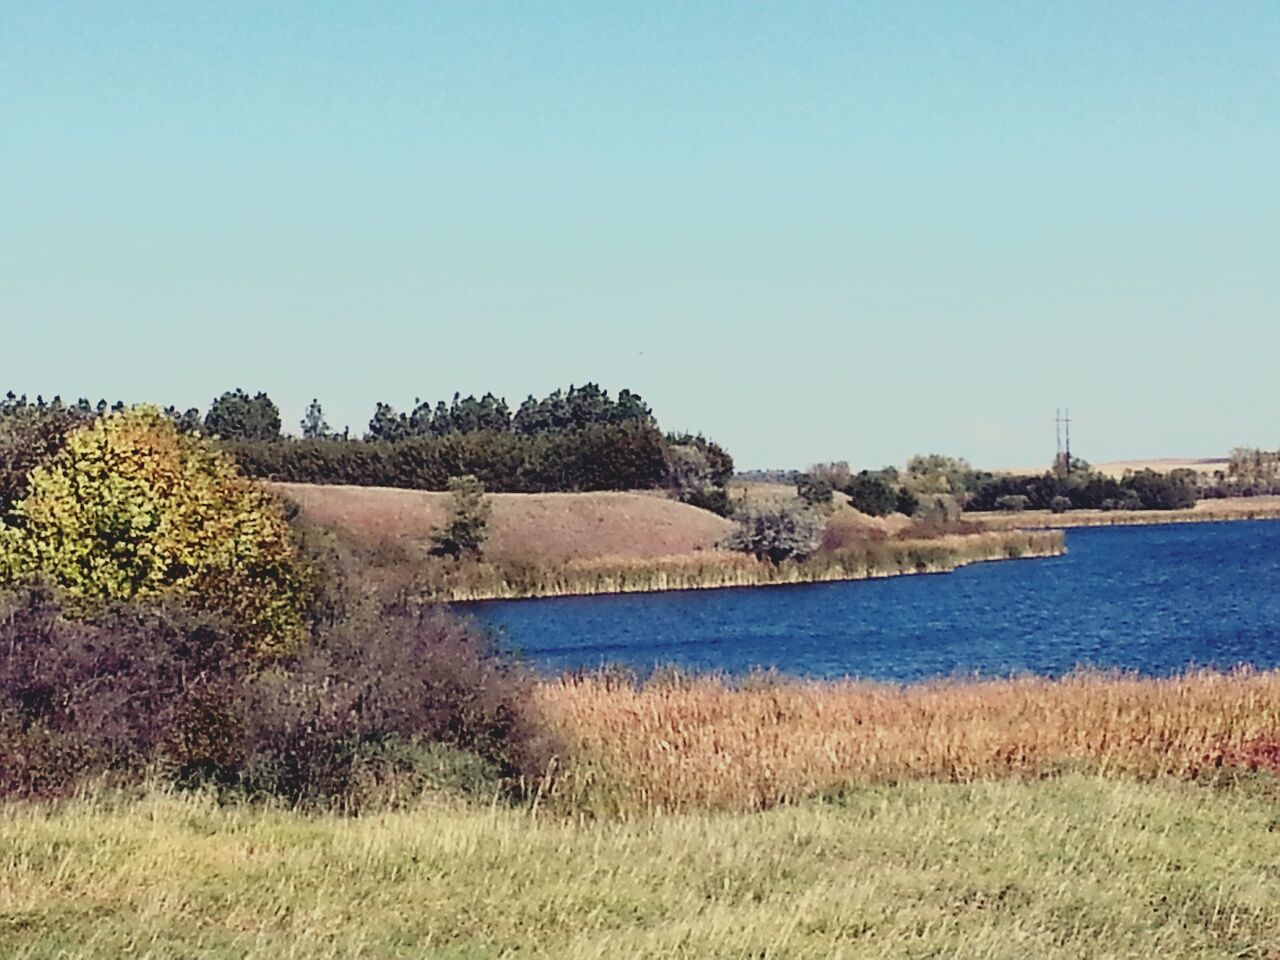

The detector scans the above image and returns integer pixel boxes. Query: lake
[464,520,1280,682]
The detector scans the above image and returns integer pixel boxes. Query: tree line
[1,387,732,497]
[794,453,1203,516]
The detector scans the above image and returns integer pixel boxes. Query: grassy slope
[271,481,734,563]
[3,777,1277,959]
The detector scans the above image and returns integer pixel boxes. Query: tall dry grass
[539,669,1280,814]
[430,529,1064,601]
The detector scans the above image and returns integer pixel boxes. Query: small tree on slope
[430,475,492,559]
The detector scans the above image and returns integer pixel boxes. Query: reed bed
[538,668,1280,814]
[431,529,1064,601]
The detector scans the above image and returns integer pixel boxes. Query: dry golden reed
[539,669,1280,814]
[431,530,1064,601]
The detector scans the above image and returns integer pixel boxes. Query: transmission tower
[1055,408,1072,474]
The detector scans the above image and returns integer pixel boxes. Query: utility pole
[1055,408,1063,466]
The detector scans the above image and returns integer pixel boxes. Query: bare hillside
[270,482,735,564]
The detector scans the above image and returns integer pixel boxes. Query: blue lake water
[464,520,1280,682]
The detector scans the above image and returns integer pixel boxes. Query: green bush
[796,473,834,506]
[844,473,899,517]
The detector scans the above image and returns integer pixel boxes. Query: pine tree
[300,399,331,439]
[429,475,491,559]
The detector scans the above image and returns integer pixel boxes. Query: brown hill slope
[270,482,735,564]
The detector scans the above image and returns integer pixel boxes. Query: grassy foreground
[2,776,1277,959]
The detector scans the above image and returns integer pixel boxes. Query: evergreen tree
[163,406,203,434]
[300,399,332,439]
[204,389,281,442]
[366,402,410,442]
[429,475,491,559]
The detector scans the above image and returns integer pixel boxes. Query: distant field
[272,482,734,564]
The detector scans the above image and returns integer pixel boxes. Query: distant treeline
[797,454,1206,517]
[178,383,656,443]
[967,468,1199,513]
[1,386,732,496]
[1201,448,1280,498]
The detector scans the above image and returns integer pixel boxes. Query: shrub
[1050,496,1072,514]
[238,603,552,806]
[0,587,552,806]
[910,494,966,534]
[796,473,834,506]
[724,503,823,564]
[679,485,734,517]
[895,487,920,517]
[0,407,307,655]
[430,475,492,559]
[994,494,1031,512]
[844,473,899,517]
[0,587,248,798]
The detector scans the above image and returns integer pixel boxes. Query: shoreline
[436,530,1065,603]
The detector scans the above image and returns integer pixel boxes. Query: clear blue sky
[3,2,1277,469]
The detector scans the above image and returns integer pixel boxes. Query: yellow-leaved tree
[0,406,305,655]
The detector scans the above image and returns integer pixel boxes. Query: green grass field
[3,775,1278,959]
